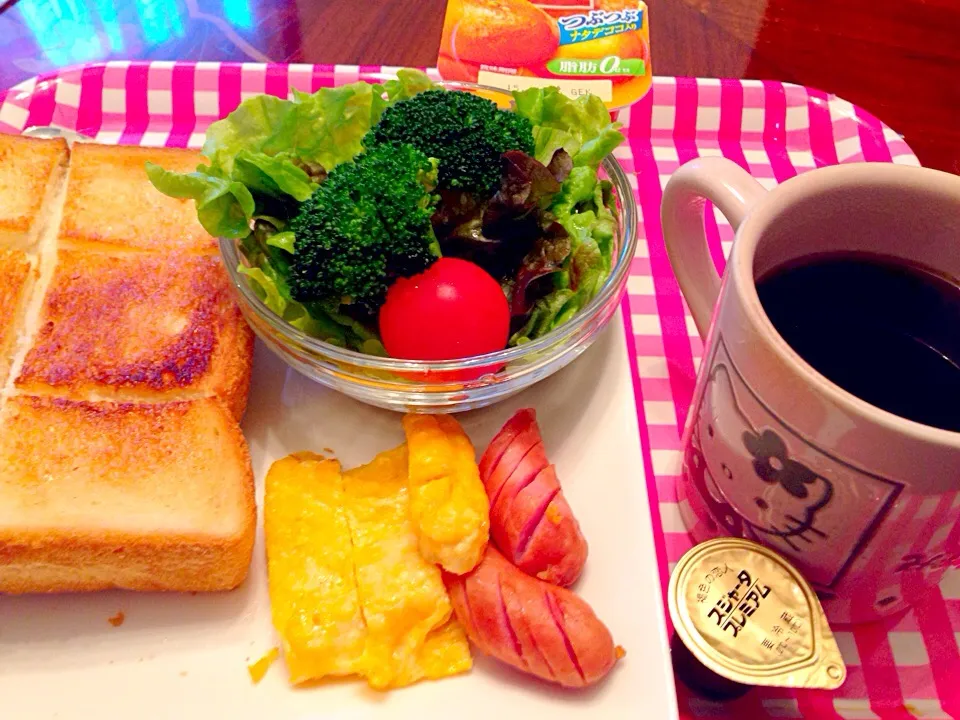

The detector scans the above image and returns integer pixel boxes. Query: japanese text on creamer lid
[668,538,847,690]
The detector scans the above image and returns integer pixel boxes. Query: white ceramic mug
[661,157,960,623]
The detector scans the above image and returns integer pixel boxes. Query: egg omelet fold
[344,445,471,689]
[264,453,367,684]
[402,414,490,574]
[265,448,472,690]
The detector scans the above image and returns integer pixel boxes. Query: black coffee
[756,253,960,432]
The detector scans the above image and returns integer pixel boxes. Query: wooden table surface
[1,0,958,173]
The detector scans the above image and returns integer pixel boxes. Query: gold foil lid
[668,538,846,690]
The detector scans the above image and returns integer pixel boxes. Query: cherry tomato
[380,257,510,361]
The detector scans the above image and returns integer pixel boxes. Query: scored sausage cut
[444,546,620,688]
[479,409,588,586]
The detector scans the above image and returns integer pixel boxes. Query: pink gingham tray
[1,62,955,720]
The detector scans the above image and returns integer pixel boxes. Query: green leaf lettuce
[509,163,619,346]
[512,86,626,168]
[145,73,437,239]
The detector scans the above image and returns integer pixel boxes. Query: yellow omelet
[265,448,472,690]
[344,445,471,689]
[264,453,367,685]
[402,414,490,574]
[410,618,473,685]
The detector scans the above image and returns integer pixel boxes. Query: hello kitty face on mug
[694,365,834,552]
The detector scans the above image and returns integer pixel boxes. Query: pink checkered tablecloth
[1,62,956,720]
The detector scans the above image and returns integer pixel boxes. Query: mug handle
[661,157,768,338]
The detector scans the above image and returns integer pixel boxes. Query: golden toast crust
[0,139,257,594]
[0,396,256,593]
[0,248,33,387]
[59,144,216,254]
[16,250,254,419]
[0,135,68,249]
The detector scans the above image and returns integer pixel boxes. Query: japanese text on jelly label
[558,9,644,45]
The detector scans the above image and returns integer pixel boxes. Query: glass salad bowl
[219,82,639,413]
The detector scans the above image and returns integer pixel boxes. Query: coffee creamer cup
[669,538,847,696]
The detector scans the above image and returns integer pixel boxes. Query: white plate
[0,313,678,719]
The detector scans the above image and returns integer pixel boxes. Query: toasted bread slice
[15,249,253,419]
[0,395,256,593]
[0,135,68,250]
[59,144,216,254]
[0,248,34,387]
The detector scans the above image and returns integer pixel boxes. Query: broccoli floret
[364,89,535,196]
[288,142,440,314]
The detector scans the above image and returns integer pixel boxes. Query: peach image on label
[449,0,560,68]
